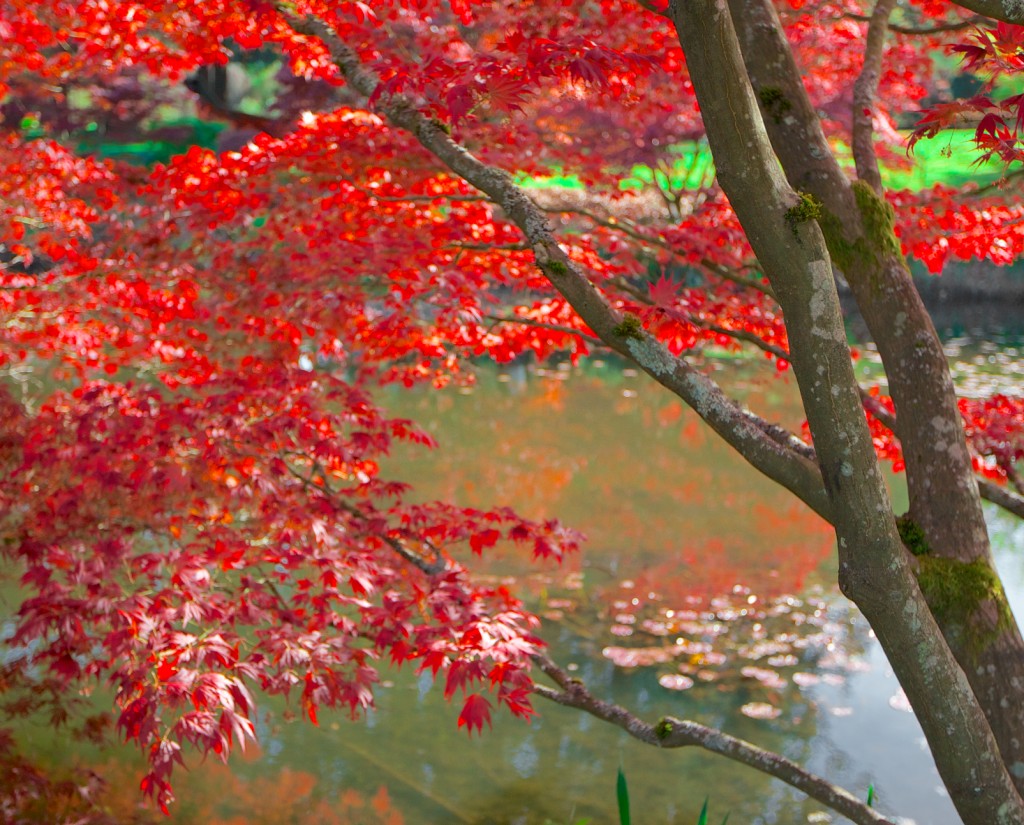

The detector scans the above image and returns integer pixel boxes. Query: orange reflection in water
[618,501,834,607]
[385,364,834,606]
[1,747,406,825]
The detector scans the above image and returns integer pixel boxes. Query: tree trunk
[725,0,1024,787]
[667,1,1024,821]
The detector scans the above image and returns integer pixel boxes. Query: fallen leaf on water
[658,674,695,691]
[740,702,781,720]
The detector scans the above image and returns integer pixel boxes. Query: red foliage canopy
[0,0,1022,812]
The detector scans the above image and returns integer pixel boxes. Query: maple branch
[610,277,792,362]
[859,389,1024,521]
[971,167,1024,195]
[536,198,777,299]
[978,478,1024,521]
[841,13,985,35]
[0,243,54,277]
[309,462,449,574]
[530,653,895,825]
[379,534,447,576]
[715,327,788,361]
[481,314,604,345]
[285,11,833,523]
[1003,460,1024,497]
[857,386,895,427]
[853,0,897,193]
[447,242,530,252]
[698,260,776,301]
[283,457,447,575]
[940,0,1022,24]
[741,410,818,461]
[632,0,670,16]
[608,275,655,305]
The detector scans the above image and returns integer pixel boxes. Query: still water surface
[14,329,1024,825]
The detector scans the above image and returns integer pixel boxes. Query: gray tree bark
[727,0,1024,788]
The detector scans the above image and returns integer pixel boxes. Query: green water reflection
[9,341,1024,825]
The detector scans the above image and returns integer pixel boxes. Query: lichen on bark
[627,336,677,377]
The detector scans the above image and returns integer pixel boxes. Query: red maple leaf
[457,693,493,735]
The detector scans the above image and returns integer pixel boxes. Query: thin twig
[539,200,777,299]
[283,457,447,575]
[842,13,984,35]
[446,242,530,252]
[481,314,604,344]
[699,259,776,301]
[253,563,295,615]
[970,168,1024,196]
[610,276,791,361]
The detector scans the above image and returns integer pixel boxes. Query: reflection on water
[5,345,1022,824]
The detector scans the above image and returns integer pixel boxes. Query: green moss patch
[819,180,906,278]
[613,313,644,340]
[784,191,822,238]
[896,514,930,556]
[758,86,792,124]
[916,555,1014,653]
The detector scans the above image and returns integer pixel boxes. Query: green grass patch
[884,129,1006,190]
[519,131,1005,195]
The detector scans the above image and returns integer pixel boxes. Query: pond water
[8,327,1024,825]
